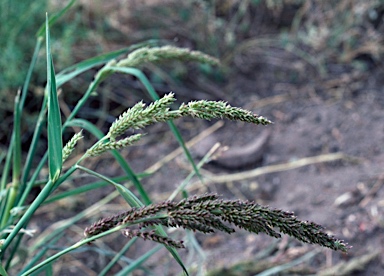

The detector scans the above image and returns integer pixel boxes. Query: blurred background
[1,0,384,274]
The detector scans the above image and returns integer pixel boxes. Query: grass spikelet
[87,134,143,157]
[122,229,185,249]
[62,130,83,162]
[180,100,272,125]
[108,93,176,140]
[117,46,220,68]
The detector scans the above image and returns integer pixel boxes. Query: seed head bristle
[84,194,348,252]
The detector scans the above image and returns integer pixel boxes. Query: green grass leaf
[0,263,8,276]
[76,165,143,208]
[0,90,22,227]
[20,38,44,185]
[154,227,189,276]
[44,174,146,205]
[114,245,162,276]
[19,233,64,275]
[46,14,63,182]
[12,90,22,182]
[56,40,159,87]
[36,0,76,38]
[99,239,137,276]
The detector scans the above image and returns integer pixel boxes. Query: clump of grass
[0,9,349,276]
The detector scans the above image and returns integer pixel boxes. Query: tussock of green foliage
[0,5,350,276]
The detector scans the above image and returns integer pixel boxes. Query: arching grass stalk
[0,10,350,275]
[20,216,168,276]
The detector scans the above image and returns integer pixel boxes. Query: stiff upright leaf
[36,0,76,38]
[46,14,63,182]
[0,263,8,276]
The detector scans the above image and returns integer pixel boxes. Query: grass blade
[46,14,62,182]
[18,192,119,274]
[0,150,12,231]
[99,239,137,276]
[20,37,43,110]
[20,38,44,185]
[4,38,44,198]
[0,90,22,227]
[20,221,134,276]
[76,165,143,208]
[0,135,13,192]
[19,233,64,275]
[65,118,103,139]
[12,89,22,192]
[36,0,76,38]
[115,245,162,276]
[33,192,119,252]
[56,40,159,87]
[154,227,189,276]
[44,175,132,205]
[0,263,8,276]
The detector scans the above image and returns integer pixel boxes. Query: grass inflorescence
[84,193,349,252]
[87,92,271,157]
[117,45,220,68]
